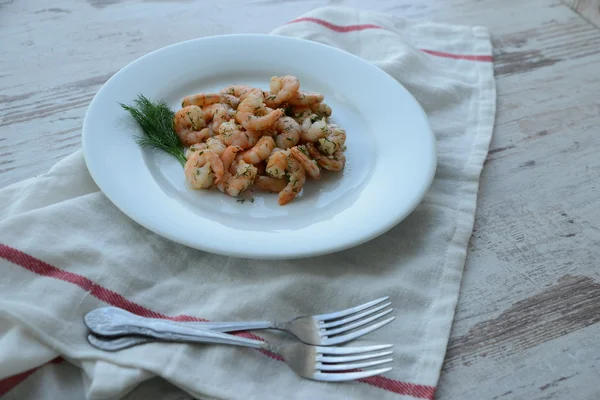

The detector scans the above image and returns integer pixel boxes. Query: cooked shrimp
[300,115,314,134]
[186,142,207,158]
[199,104,232,132]
[287,91,324,106]
[201,104,221,121]
[219,121,257,149]
[254,176,287,193]
[246,129,265,145]
[279,154,306,206]
[184,149,225,189]
[225,105,237,118]
[223,147,245,176]
[255,103,275,117]
[186,138,227,158]
[220,85,262,101]
[195,123,215,142]
[205,136,227,156]
[266,148,288,179]
[220,93,240,109]
[306,142,345,171]
[200,104,217,121]
[289,106,313,123]
[226,161,258,197]
[174,105,205,132]
[186,164,214,189]
[217,145,258,197]
[252,125,277,137]
[318,124,346,155]
[265,75,300,106]
[247,101,277,127]
[219,120,240,144]
[181,80,345,204]
[208,104,233,131]
[300,116,330,142]
[241,136,275,165]
[236,94,284,131]
[181,93,221,107]
[262,91,275,106]
[310,102,332,117]
[174,106,210,146]
[274,116,301,149]
[290,145,320,180]
[220,145,243,171]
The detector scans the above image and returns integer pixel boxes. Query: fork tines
[312,343,394,381]
[315,296,395,345]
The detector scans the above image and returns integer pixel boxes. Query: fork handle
[85,307,275,334]
[84,307,265,349]
[187,320,275,332]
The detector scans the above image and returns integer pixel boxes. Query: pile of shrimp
[174,75,347,205]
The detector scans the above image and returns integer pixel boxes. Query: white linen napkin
[0,6,495,400]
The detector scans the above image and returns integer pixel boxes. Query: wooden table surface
[2,0,599,399]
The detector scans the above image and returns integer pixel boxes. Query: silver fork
[85,296,394,348]
[86,325,394,382]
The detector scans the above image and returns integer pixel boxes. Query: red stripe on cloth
[420,49,493,62]
[359,375,436,399]
[0,357,63,397]
[0,368,37,397]
[288,17,383,32]
[0,244,435,399]
[287,17,491,63]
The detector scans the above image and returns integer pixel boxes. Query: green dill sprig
[119,94,187,166]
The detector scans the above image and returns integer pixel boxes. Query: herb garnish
[120,94,187,166]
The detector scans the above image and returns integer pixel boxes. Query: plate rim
[82,33,437,260]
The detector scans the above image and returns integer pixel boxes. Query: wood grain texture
[1,0,600,399]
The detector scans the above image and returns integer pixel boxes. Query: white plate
[82,34,436,260]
